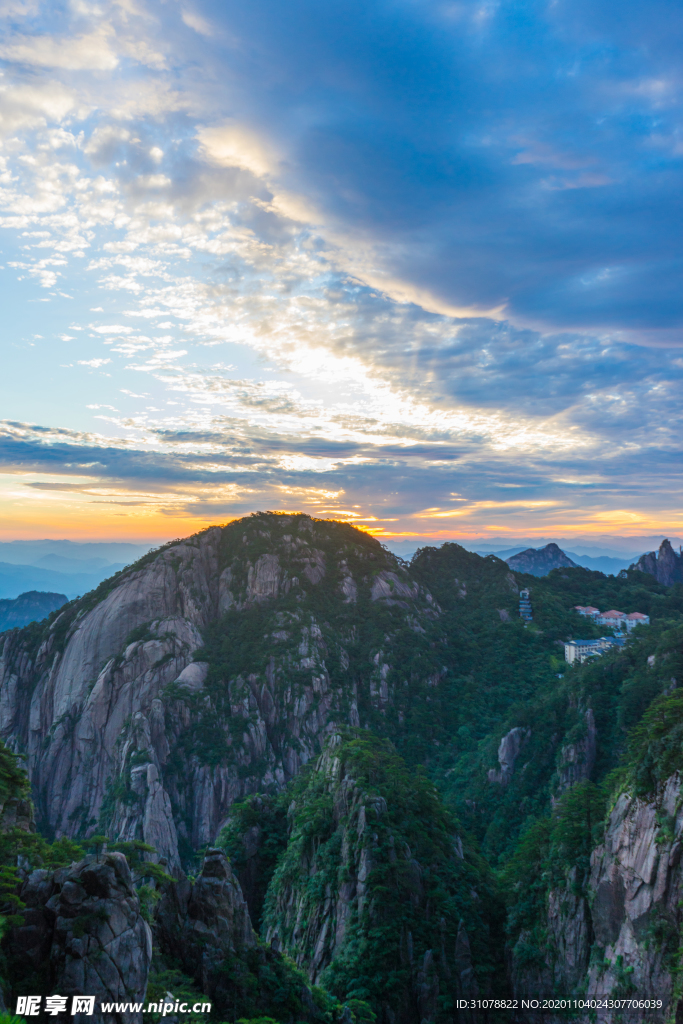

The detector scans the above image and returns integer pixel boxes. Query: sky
[0,0,682,544]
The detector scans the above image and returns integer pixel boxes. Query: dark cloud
[195,0,683,335]
[3,418,682,529]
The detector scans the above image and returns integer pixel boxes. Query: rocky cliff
[154,847,328,1022]
[3,514,683,1022]
[510,774,683,1023]
[0,513,442,874]
[632,538,683,586]
[0,738,342,1024]
[259,732,494,1024]
[11,852,152,1024]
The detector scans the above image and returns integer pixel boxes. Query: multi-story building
[564,639,603,664]
[624,612,650,631]
[519,588,533,622]
[564,635,628,664]
[597,609,627,629]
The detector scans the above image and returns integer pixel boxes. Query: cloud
[0,26,119,70]
[0,82,76,134]
[0,0,41,15]
[0,0,681,540]
[196,123,281,178]
[181,8,213,36]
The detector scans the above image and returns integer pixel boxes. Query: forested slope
[0,514,682,1022]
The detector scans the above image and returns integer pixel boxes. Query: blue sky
[0,0,681,542]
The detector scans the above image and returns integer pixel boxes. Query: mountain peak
[631,538,683,585]
[505,542,578,576]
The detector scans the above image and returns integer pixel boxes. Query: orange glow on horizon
[0,492,680,544]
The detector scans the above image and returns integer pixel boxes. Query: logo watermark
[15,997,212,1016]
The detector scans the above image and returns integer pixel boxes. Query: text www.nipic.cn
[16,996,212,1016]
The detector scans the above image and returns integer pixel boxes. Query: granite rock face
[555,709,597,794]
[263,735,480,1024]
[263,740,387,985]
[584,775,683,1019]
[12,852,152,1024]
[155,849,255,995]
[512,773,683,1023]
[487,726,531,785]
[632,539,683,586]
[0,515,438,872]
[154,849,323,1021]
[0,527,222,869]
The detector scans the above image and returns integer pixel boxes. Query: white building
[575,606,650,633]
[575,605,600,619]
[625,612,650,631]
[564,636,627,664]
[564,639,604,664]
[597,609,627,629]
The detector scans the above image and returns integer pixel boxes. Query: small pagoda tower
[519,588,533,623]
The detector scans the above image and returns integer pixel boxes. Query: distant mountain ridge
[0,539,153,599]
[490,546,635,575]
[388,537,663,575]
[0,590,67,632]
[0,560,127,601]
[0,539,153,565]
[505,542,578,576]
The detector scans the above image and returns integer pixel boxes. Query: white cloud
[0,0,40,16]
[181,8,212,36]
[83,124,131,159]
[78,357,111,366]
[0,82,76,135]
[196,123,281,178]
[266,191,323,225]
[0,26,119,70]
[90,324,134,333]
[118,33,166,71]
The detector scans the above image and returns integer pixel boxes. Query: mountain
[563,550,633,574]
[0,513,459,873]
[504,542,578,575]
[2,513,683,1022]
[490,546,634,574]
[0,539,154,599]
[33,553,115,572]
[631,537,683,585]
[0,742,325,1024]
[0,560,128,600]
[470,536,683,559]
[0,539,152,566]
[0,590,67,631]
[259,733,496,1020]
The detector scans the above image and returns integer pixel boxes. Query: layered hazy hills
[501,536,683,582]
[0,539,152,599]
